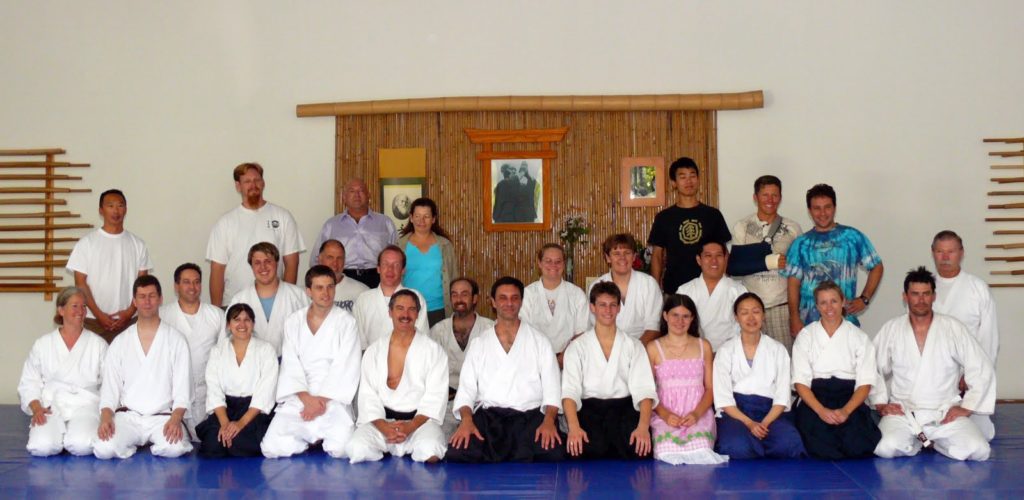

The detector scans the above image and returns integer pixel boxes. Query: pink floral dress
[650,338,729,465]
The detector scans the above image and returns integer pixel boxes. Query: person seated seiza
[791,281,880,460]
[346,290,449,463]
[445,276,565,463]
[562,281,657,460]
[260,266,361,459]
[196,303,278,458]
[93,276,193,459]
[227,242,309,357]
[871,267,995,461]
[713,292,805,459]
[19,287,108,457]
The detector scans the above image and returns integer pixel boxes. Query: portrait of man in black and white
[630,165,656,199]
[491,159,542,224]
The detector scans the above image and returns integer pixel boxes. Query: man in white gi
[730,175,802,352]
[872,267,996,461]
[93,276,193,459]
[931,230,999,440]
[587,233,662,344]
[446,276,565,462]
[66,189,153,341]
[227,242,309,356]
[159,263,225,436]
[521,243,589,362]
[429,277,494,395]
[260,265,362,459]
[207,162,306,306]
[352,245,428,349]
[676,240,748,351]
[346,290,448,463]
[316,239,369,312]
[310,178,396,288]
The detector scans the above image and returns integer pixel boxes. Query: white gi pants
[92,411,193,459]
[26,404,98,457]
[875,411,990,461]
[260,402,354,458]
[346,420,447,463]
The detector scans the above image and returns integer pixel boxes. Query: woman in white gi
[227,242,309,356]
[18,287,108,456]
[562,281,657,460]
[521,243,589,361]
[713,292,805,459]
[791,281,880,459]
[587,233,662,344]
[196,303,278,457]
[346,290,448,463]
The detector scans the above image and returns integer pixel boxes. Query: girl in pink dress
[646,294,729,465]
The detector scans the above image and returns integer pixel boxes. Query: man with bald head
[310,179,396,288]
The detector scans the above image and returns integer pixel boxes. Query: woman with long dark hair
[398,197,457,326]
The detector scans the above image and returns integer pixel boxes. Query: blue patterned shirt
[781,224,882,325]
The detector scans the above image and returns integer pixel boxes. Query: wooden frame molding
[297,91,764,117]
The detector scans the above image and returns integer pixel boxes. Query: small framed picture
[483,155,551,232]
[620,157,666,207]
[380,177,426,232]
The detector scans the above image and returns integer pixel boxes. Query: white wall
[1,0,1021,402]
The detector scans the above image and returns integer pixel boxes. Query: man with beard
[207,163,305,306]
[429,278,494,397]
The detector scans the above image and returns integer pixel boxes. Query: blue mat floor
[0,404,1022,498]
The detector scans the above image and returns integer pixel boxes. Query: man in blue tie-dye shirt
[782,184,884,335]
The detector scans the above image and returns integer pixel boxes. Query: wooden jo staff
[987,242,1024,250]
[985,256,1024,262]
[991,270,1024,276]
[989,202,1024,209]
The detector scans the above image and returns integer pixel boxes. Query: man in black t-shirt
[648,157,731,293]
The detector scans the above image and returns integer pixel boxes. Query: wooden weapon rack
[985,137,1024,288]
[0,149,91,300]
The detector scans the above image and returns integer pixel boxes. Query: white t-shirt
[66,228,153,318]
[206,203,306,301]
[334,277,370,312]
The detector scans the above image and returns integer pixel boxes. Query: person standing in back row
[649,157,731,294]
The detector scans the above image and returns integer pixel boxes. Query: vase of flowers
[558,216,590,283]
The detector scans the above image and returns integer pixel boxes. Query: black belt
[115,407,171,416]
[384,407,417,420]
[347,268,377,276]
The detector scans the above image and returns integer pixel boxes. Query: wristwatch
[859,294,870,305]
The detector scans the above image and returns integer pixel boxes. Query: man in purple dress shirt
[310,178,396,288]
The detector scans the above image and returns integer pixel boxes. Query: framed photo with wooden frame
[483,154,551,231]
[620,157,665,207]
[380,177,426,233]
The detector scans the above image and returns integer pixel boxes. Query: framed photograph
[380,177,426,232]
[620,157,666,207]
[483,155,552,232]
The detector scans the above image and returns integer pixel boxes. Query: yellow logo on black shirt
[679,219,702,245]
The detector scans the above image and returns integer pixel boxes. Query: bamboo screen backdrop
[334,110,717,296]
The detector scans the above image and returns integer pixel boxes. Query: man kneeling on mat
[445,276,566,462]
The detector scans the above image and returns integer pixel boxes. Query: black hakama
[444,407,567,463]
[794,377,880,460]
[574,396,651,460]
[196,395,273,458]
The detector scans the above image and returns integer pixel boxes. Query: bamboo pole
[0,237,77,243]
[0,259,68,268]
[298,91,766,117]
[0,199,66,206]
[0,249,70,255]
[0,162,88,168]
[0,223,92,232]
[985,256,1024,262]
[0,211,77,219]
[0,149,65,156]
[0,187,90,194]
[987,242,1024,250]
[0,174,82,181]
